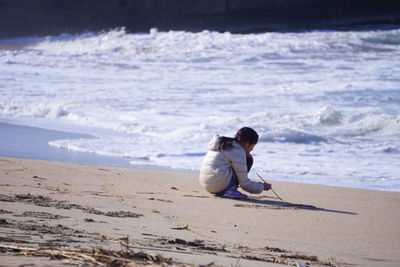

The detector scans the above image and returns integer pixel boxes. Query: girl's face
[241,142,256,154]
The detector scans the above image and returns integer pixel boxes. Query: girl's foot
[222,188,248,199]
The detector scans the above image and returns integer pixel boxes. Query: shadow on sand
[182,193,357,215]
[235,197,358,215]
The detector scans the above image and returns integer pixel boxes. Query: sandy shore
[0,156,399,266]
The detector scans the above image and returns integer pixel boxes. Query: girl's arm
[229,149,264,194]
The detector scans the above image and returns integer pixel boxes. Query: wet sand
[0,43,28,51]
[0,156,399,266]
[0,122,134,168]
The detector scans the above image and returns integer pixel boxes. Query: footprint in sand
[101,183,115,195]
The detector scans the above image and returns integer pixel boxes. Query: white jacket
[199,135,264,194]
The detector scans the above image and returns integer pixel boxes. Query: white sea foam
[1,27,400,191]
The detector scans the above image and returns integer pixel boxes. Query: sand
[0,156,399,266]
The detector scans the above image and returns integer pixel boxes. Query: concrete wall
[1,0,400,38]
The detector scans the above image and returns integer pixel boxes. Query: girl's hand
[263,183,272,191]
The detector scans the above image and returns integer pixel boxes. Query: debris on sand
[281,253,318,261]
[0,193,143,218]
[167,238,228,253]
[0,244,173,267]
[0,209,12,214]
[20,211,69,220]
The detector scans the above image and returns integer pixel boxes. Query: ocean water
[1,27,399,191]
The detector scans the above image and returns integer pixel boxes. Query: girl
[199,127,271,199]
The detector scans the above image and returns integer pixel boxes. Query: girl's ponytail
[218,127,258,151]
[218,136,236,150]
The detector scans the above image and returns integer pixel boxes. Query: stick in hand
[256,173,283,201]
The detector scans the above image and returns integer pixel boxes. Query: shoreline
[1,156,399,266]
[0,122,136,169]
[0,121,197,173]
[0,120,398,192]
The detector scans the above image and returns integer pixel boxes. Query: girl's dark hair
[218,127,259,151]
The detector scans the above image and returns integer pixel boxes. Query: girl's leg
[216,172,247,199]
[246,154,253,172]
[215,154,252,199]
[215,172,239,196]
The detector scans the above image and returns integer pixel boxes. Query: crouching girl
[199,127,271,199]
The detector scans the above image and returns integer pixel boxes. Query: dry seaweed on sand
[20,211,69,220]
[281,252,319,261]
[0,243,173,266]
[0,193,143,218]
[167,238,228,253]
[0,209,13,214]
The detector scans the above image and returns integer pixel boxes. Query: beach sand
[0,156,399,266]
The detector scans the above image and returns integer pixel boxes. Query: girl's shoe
[222,188,248,199]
